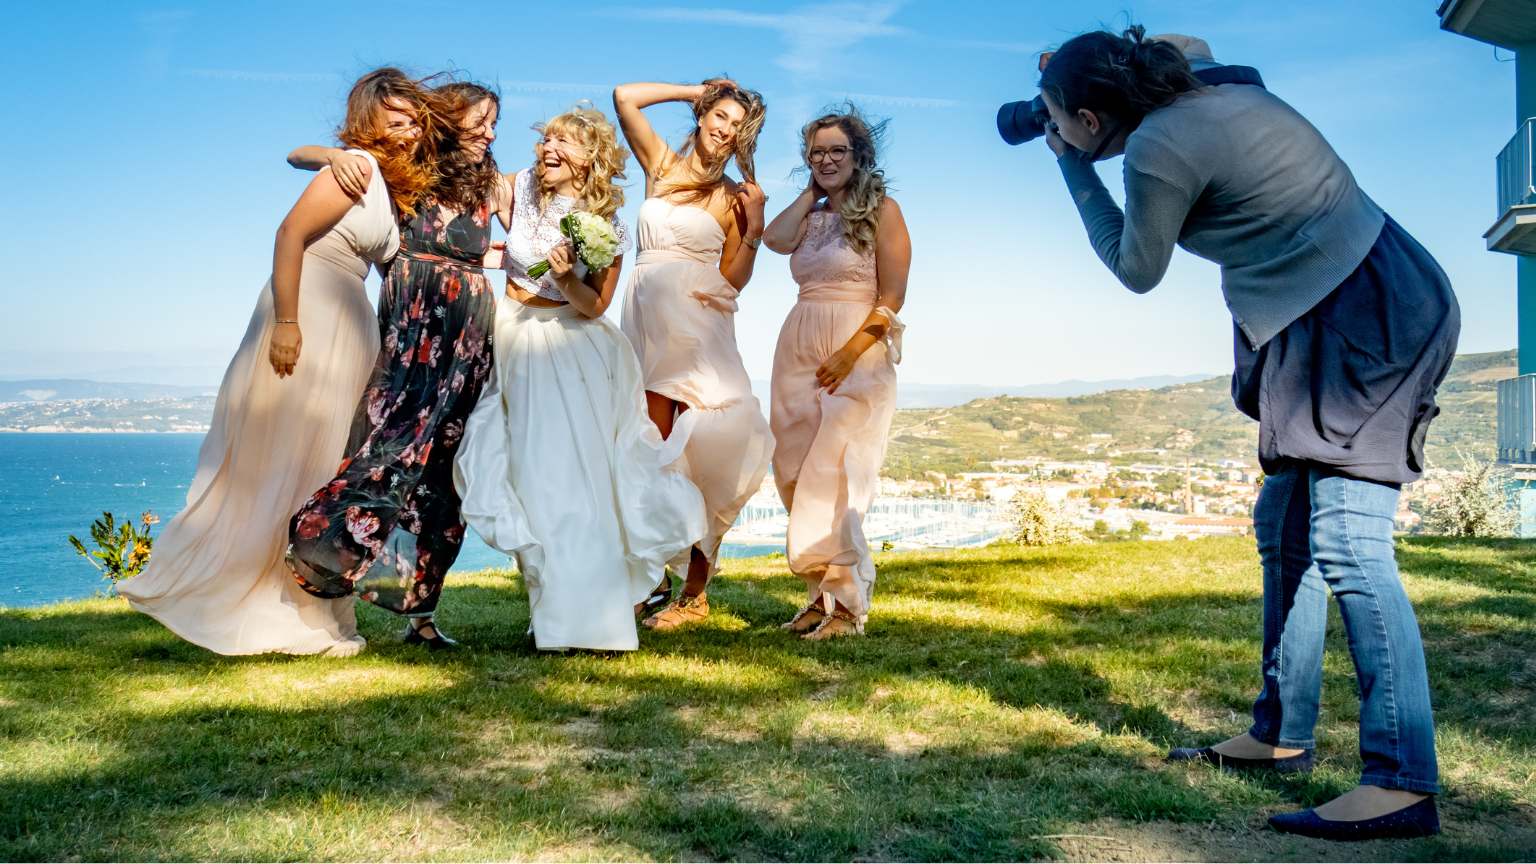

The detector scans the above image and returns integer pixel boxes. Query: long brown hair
[662,80,765,204]
[800,104,888,255]
[1039,25,1202,130]
[533,105,630,219]
[336,67,440,218]
[430,81,502,211]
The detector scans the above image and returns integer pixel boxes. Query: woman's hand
[327,151,372,198]
[1044,123,1070,158]
[546,241,576,280]
[736,182,767,239]
[270,322,302,378]
[815,347,859,394]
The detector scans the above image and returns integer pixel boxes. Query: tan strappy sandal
[802,607,862,641]
[642,592,709,630]
[781,599,827,634]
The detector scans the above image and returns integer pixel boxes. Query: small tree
[1011,492,1083,546]
[1419,458,1517,538]
[69,511,159,583]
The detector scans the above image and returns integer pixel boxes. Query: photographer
[1032,26,1458,841]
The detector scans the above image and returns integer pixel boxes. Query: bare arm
[288,145,371,199]
[542,242,624,319]
[492,172,516,231]
[815,198,912,393]
[719,181,766,291]
[762,186,823,254]
[269,170,360,377]
[612,82,704,180]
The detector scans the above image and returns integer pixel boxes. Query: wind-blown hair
[1039,24,1202,129]
[430,80,502,211]
[336,67,440,219]
[800,104,889,255]
[665,80,766,204]
[533,105,630,219]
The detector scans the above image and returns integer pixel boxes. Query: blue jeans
[1247,465,1439,794]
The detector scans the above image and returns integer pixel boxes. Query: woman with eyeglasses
[760,106,911,640]
[452,105,706,651]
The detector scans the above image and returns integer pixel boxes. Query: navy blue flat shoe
[402,619,459,650]
[1166,745,1314,774]
[1268,796,1439,841]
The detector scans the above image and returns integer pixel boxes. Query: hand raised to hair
[736,182,767,238]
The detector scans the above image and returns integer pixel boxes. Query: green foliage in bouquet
[68,511,159,583]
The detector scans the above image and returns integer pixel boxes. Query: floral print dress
[287,201,496,616]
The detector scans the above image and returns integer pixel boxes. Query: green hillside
[885,349,1514,478]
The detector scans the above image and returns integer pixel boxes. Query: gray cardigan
[1058,83,1384,348]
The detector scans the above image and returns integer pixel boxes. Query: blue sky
[0,0,1518,388]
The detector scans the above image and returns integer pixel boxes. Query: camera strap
[1193,64,1266,90]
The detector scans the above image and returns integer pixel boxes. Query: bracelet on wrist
[742,235,762,250]
[275,318,299,325]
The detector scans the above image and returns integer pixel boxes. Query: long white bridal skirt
[116,265,375,655]
[454,297,706,651]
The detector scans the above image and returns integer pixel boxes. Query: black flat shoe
[402,619,459,650]
[1268,796,1439,841]
[1166,745,1314,774]
[636,572,674,619]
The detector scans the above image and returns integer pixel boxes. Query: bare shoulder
[879,196,904,219]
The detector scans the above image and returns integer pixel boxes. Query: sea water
[0,433,776,608]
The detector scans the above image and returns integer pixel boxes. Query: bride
[117,69,440,655]
[455,105,705,651]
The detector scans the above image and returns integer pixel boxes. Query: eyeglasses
[808,145,851,163]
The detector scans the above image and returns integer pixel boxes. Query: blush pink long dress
[769,209,902,620]
[621,197,774,574]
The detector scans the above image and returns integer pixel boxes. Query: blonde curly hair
[532,105,630,218]
[800,104,888,255]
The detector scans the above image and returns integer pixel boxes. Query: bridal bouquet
[526,212,621,279]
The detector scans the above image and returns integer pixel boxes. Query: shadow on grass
[2,541,1533,860]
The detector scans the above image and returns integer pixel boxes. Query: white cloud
[598,3,907,77]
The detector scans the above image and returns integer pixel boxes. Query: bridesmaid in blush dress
[117,69,439,656]
[761,107,911,639]
[612,78,775,630]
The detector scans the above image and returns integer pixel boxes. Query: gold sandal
[642,592,709,630]
[780,599,827,634]
[802,607,862,641]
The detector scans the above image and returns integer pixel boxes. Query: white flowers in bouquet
[526,212,620,279]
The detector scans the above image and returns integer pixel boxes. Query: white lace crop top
[503,168,631,301]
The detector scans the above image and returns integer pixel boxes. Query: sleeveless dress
[620,198,774,572]
[453,171,706,651]
[118,149,395,655]
[286,200,497,617]
[770,209,902,620]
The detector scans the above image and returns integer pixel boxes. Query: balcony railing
[1497,374,1536,464]
[1487,119,1536,255]
[1497,119,1536,214]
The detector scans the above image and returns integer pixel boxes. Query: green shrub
[68,511,159,582]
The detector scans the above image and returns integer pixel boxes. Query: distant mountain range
[0,379,215,402]
[1,353,1515,477]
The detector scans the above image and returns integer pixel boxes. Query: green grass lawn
[2,537,1533,861]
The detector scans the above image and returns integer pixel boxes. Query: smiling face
[537,126,588,193]
[378,95,422,143]
[696,97,747,159]
[807,125,855,196]
[457,98,498,163]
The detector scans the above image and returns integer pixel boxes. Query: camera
[996,42,1266,145]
